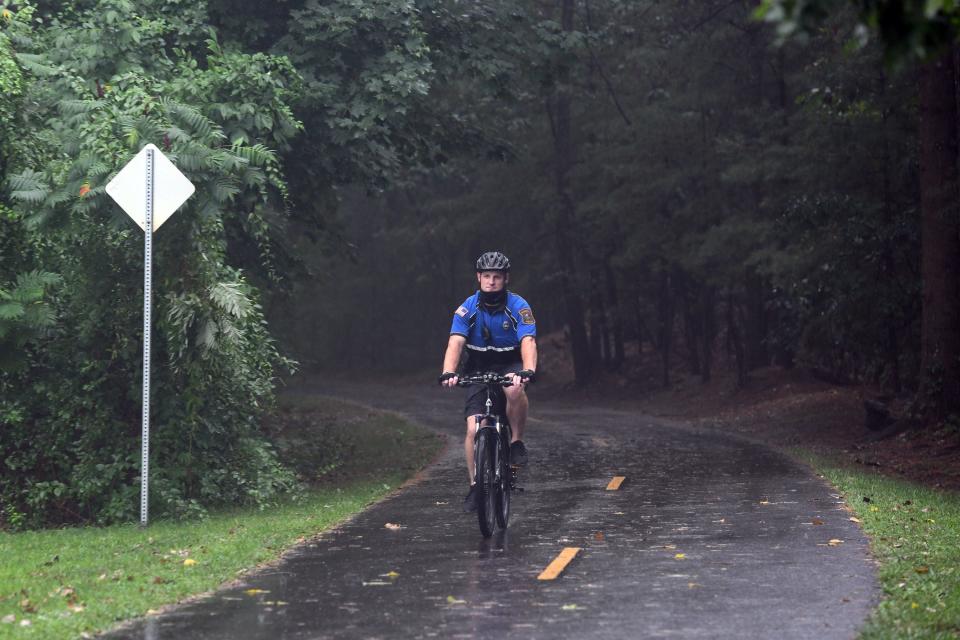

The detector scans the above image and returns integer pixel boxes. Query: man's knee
[465,415,490,433]
[504,385,526,402]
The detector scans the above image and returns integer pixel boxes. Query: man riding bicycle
[439,251,537,513]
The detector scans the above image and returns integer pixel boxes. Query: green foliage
[1,0,522,529]
[277,0,925,399]
[0,0,302,528]
[0,269,61,371]
[756,0,960,62]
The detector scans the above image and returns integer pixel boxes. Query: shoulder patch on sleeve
[455,306,469,318]
[519,308,535,325]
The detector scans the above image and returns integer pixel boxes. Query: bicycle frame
[473,382,512,483]
[456,372,516,536]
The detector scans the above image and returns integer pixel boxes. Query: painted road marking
[537,547,581,581]
[606,476,626,490]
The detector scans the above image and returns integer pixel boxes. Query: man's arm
[441,334,467,387]
[520,335,537,373]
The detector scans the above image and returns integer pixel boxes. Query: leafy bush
[0,1,301,528]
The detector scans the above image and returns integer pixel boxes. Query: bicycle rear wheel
[475,427,497,538]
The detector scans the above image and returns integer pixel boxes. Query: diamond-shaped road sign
[106,143,195,231]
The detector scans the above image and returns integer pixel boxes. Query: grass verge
[797,451,960,639]
[0,396,444,639]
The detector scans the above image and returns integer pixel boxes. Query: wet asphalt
[103,381,878,639]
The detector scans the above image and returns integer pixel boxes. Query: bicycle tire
[495,430,511,529]
[475,427,498,538]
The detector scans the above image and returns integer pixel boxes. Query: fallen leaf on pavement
[674,553,686,560]
[828,539,843,546]
[384,523,402,530]
[244,589,269,596]
[688,582,702,589]
[594,532,604,541]
[849,517,862,524]
[561,604,583,611]
[759,500,770,505]
[447,596,466,604]
[812,518,824,526]
[383,571,400,578]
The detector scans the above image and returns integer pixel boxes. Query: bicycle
[457,372,520,538]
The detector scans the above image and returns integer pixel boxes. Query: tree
[759,0,960,418]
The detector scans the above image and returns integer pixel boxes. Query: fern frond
[13,271,61,302]
[0,302,24,321]
[161,98,226,143]
[210,177,240,204]
[209,282,252,318]
[58,100,97,116]
[14,52,58,76]
[231,143,277,167]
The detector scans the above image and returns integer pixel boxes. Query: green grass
[797,452,960,639]
[0,397,444,639]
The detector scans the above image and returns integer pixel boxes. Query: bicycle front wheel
[475,427,497,538]
[495,431,511,529]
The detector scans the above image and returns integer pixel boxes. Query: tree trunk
[589,267,606,364]
[919,48,960,419]
[633,294,648,363]
[726,291,747,388]
[744,270,769,370]
[701,285,715,383]
[879,72,902,394]
[658,269,674,388]
[604,258,625,370]
[679,271,702,376]
[550,0,592,385]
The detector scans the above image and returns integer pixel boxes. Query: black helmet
[476,251,511,272]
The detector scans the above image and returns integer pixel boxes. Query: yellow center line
[606,476,626,491]
[537,547,582,581]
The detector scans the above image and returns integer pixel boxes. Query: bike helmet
[475,251,511,272]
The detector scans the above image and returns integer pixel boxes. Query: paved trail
[105,381,877,639]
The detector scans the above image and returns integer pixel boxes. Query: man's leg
[464,417,477,483]
[504,384,528,443]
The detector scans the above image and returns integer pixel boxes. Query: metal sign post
[140,147,154,526]
[106,143,195,527]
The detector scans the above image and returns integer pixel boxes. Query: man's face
[477,270,507,292]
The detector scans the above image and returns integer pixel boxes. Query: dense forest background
[3,0,960,529]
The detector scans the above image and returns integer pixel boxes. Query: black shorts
[463,360,523,420]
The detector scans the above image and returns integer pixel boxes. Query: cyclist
[439,251,537,513]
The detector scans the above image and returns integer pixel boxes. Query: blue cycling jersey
[450,291,536,361]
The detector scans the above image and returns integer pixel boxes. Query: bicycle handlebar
[455,372,515,387]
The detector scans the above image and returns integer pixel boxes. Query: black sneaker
[462,484,479,512]
[510,440,528,466]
